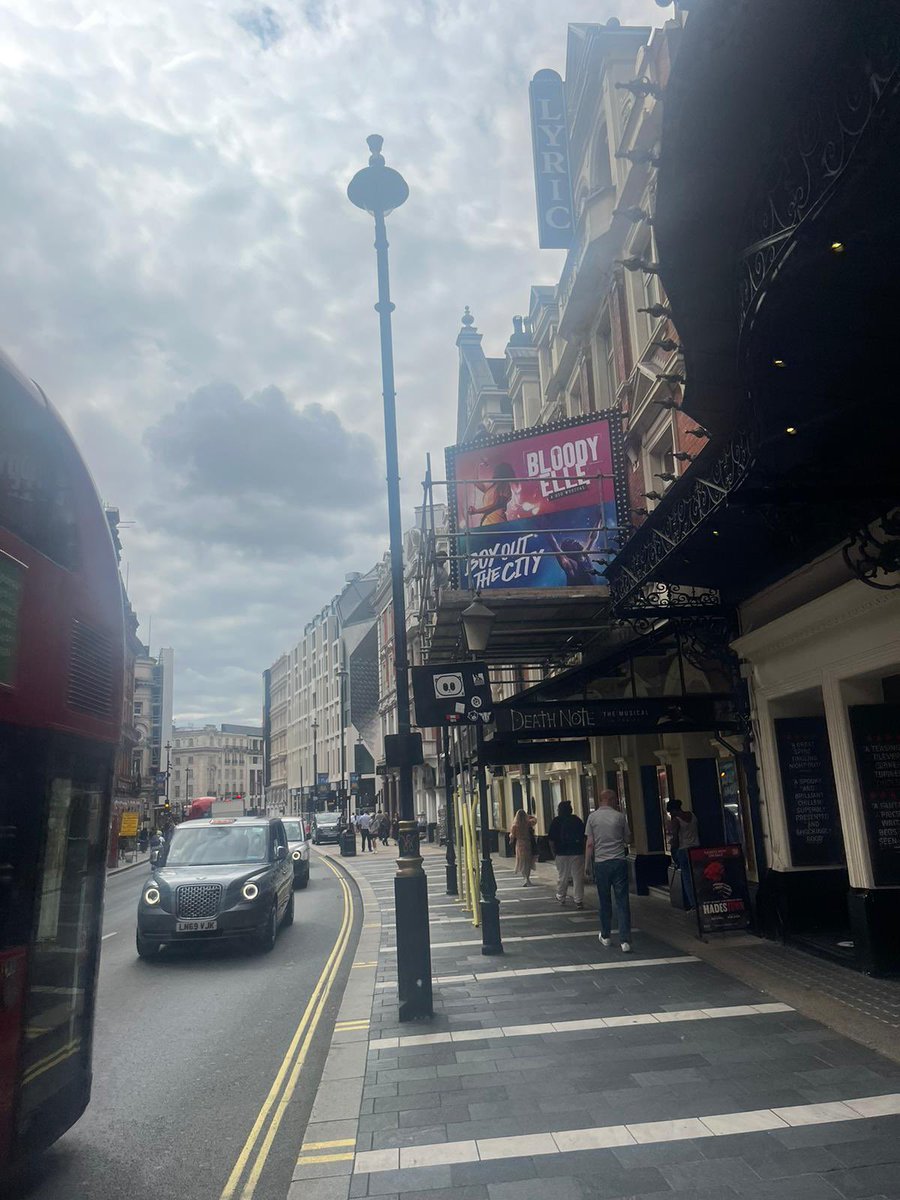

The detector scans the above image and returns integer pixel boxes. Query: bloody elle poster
[446,413,623,591]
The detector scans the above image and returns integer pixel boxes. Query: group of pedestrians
[354,810,392,851]
[507,791,633,952]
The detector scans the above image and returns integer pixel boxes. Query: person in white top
[357,810,374,852]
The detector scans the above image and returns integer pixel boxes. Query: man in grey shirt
[584,789,632,952]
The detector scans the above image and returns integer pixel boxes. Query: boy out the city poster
[446,413,622,591]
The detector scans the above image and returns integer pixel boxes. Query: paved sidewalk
[291,845,900,1200]
[107,849,151,876]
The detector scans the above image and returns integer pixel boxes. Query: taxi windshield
[282,820,304,841]
[166,825,269,866]
[316,814,340,826]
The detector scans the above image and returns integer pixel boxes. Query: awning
[425,586,618,665]
[479,738,592,767]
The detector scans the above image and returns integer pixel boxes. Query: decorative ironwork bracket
[608,428,754,611]
[844,509,900,590]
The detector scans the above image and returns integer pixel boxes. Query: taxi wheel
[282,890,295,927]
[136,932,161,960]
[255,902,278,953]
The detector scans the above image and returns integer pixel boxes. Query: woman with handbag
[509,808,537,886]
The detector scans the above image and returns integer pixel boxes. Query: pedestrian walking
[585,789,632,952]
[379,812,390,846]
[509,808,537,886]
[548,800,585,908]
[667,798,700,909]
[357,810,374,852]
[391,815,400,844]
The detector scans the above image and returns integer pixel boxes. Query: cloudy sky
[0,0,663,725]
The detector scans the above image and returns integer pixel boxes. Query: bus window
[16,756,106,1140]
[0,371,79,569]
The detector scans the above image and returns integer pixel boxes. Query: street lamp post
[311,718,319,835]
[348,135,432,1020]
[442,726,457,895]
[461,599,503,956]
[337,667,349,823]
[164,740,173,820]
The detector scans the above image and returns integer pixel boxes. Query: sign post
[849,704,900,885]
[774,716,844,866]
[688,845,752,938]
[411,662,494,727]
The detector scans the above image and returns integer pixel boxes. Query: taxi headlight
[144,886,161,906]
[242,882,259,901]
[292,850,301,861]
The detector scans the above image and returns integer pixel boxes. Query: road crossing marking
[367,1001,793,1049]
[352,1094,900,1173]
[220,854,355,1200]
[380,929,626,952]
[373,954,700,988]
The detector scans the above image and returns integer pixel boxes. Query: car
[311,812,342,845]
[282,818,311,888]
[136,816,294,958]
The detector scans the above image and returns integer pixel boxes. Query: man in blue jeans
[584,789,632,952]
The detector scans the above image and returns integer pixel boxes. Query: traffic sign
[119,811,139,838]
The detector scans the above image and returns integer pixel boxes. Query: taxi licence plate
[176,919,217,932]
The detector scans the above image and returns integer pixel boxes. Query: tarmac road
[14,850,360,1200]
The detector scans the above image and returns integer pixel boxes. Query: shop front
[605,0,900,970]
[737,574,900,971]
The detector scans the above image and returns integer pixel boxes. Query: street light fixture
[348,134,432,1020]
[461,598,496,653]
[461,599,503,956]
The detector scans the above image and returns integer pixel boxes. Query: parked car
[282,818,311,889]
[136,817,294,958]
[311,811,342,845]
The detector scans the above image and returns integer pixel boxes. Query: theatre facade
[417,2,900,975]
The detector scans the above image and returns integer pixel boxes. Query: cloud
[0,0,666,722]
[143,381,382,556]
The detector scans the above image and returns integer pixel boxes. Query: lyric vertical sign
[774,716,844,867]
[529,69,575,249]
[849,704,900,886]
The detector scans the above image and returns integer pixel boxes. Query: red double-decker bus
[0,349,124,1174]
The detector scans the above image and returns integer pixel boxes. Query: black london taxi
[136,817,294,958]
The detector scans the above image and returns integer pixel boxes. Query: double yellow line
[220,856,355,1200]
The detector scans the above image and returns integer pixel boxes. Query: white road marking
[352,1094,900,1173]
[102,932,118,940]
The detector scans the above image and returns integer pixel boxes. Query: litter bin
[340,829,357,857]
[488,829,500,854]
[427,822,437,843]
[536,835,553,862]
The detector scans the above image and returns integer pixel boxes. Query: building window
[643,420,677,510]
[133,701,143,716]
